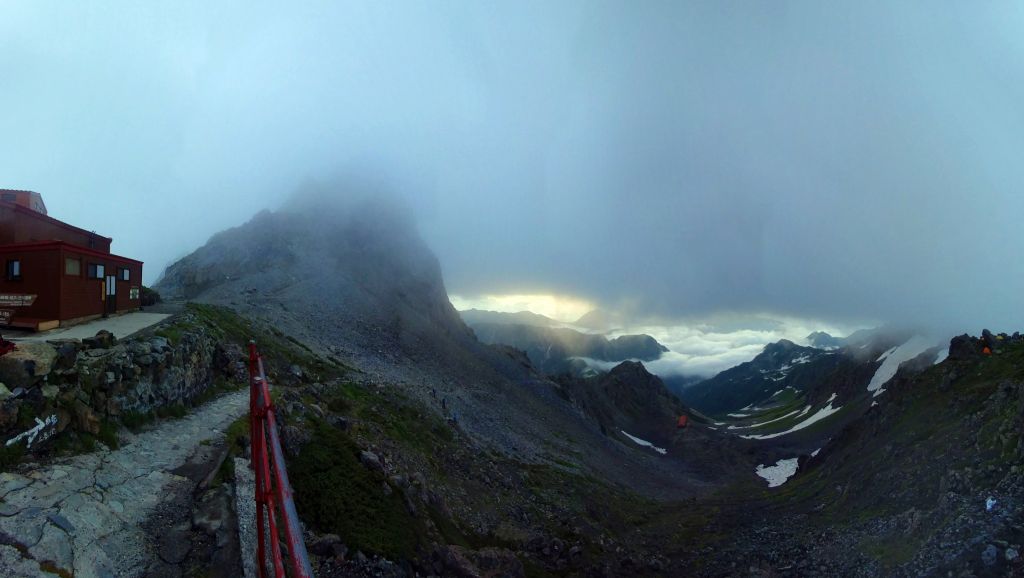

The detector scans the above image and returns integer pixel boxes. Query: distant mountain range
[806,330,844,349]
[459,308,561,328]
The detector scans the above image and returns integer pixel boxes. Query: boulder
[149,336,171,352]
[359,450,384,472]
[72,399,101,435]
[981,329,998,349]
[127,341,152,356]
[48,339,83,370]
[280,425,312,457]
[0,399,19,430]
[982,544,998,566]
[310,534,343,557]
[948,335,981,361]
[83,330,117,350]
[0,342,59,389]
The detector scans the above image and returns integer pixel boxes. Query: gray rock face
[153,200,477,376]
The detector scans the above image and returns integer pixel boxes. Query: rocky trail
[0,389,247,578]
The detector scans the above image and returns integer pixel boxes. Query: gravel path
[0,389,248,578]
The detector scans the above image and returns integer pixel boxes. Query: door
[105,275,117,314]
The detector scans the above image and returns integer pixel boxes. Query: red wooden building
[0,190,143,330]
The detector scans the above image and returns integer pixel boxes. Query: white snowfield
[620,430,667,455]
[755,457,800,487]
[867,335,936,397]
[934,345,950,365]
[740,393,840,440]
[727,406,806,430]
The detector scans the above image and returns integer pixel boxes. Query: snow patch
[620,430,667,455]
[727,413,751,418]
[811,448,821,457]
[934,346,950,365]
[740,396,841,440]
[868,336,936,397]
[738,407,804,430]
[755,457,800,487]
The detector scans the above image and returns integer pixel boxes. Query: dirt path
[0,389,248,578]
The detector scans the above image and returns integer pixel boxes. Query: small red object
[0,335,16,357]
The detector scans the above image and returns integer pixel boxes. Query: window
[65,258,81,276]
[6,260,20,280]
[87,263,105,279]
[120,268,130,281]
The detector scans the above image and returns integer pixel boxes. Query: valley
[1,200,1020,577]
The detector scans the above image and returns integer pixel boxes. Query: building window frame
[87,263,105,279]
[65,257,81,276]
[119,267,130,282]
[6,259,21,281]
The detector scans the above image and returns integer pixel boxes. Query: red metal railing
[248,341,314,578]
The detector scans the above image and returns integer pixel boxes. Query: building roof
[0,199,113,243]
[0,189,47,215]
[0,240,142,265]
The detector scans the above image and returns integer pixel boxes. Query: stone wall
[0,319,247,454]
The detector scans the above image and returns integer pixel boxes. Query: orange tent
[677,415,689,429]
[983,346,992,355]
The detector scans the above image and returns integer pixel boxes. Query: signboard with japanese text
[0,294,36,307]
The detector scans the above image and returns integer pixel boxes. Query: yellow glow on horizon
[449,293,595,323]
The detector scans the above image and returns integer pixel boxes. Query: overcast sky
[3,2,1023,335]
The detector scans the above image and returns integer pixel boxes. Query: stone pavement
[0,389,247,577]
[11,312,171,343]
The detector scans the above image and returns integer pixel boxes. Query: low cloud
[580,313,864,378]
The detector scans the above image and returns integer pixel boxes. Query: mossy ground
[289,419,423,559]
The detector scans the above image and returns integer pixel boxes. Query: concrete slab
[10,312,171,342]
